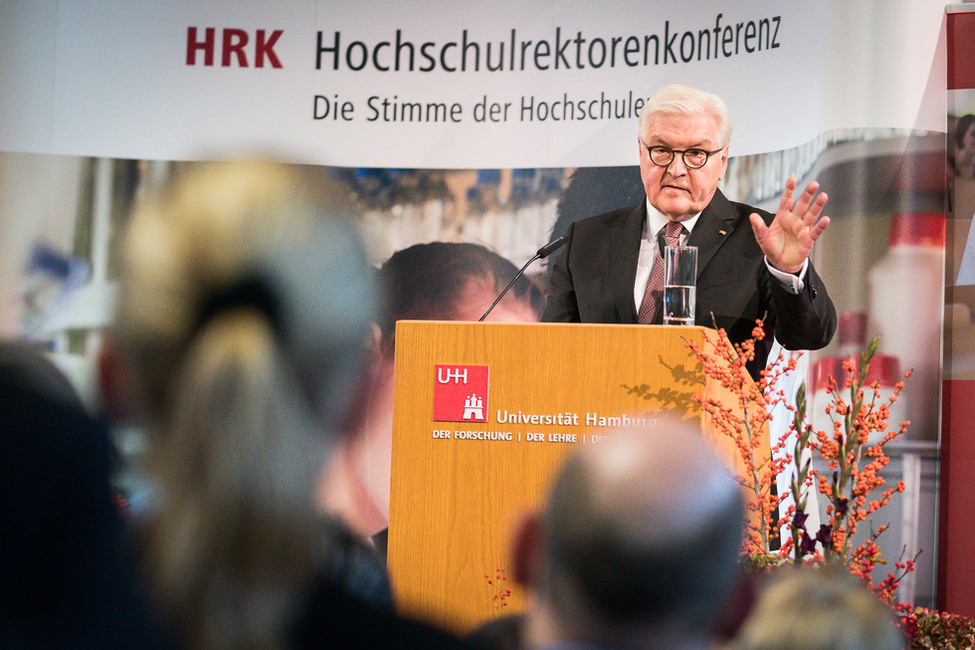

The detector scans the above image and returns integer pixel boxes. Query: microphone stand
[478,236,567,322]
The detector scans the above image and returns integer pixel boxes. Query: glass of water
[663,245,697,325]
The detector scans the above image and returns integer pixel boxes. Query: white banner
[0,0,946,167]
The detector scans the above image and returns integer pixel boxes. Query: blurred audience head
[0,340,82,410]
[110,159,377,649]
[733,566,905,650]
[515,418,745,650]
[113,160,376,435]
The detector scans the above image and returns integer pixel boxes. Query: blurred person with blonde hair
[732,566,905,650]
[106,160,467,649]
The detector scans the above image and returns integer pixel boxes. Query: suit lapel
[609,203,646,323]
[687,189,741,280]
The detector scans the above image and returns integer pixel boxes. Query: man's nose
[665,154,688,176]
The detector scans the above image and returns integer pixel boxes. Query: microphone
[478,236,567,322]
[536,236,568,259]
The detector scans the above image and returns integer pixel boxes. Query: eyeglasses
[640,141,725,170]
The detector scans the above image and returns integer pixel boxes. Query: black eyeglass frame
[639,140,726,170]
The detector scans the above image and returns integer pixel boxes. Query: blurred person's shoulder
[0,369,170,650]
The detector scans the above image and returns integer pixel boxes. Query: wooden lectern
[386,321,764,634]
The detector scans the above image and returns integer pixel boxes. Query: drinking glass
[663,245,697,325]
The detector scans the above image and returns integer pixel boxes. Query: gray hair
[540,422,744,645]
[639,84,733,147]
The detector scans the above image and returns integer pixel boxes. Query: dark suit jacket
[0,380,167,649]
[541,189,836,373]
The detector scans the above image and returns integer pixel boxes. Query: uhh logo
[433,365,489,423]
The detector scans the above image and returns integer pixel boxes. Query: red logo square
[433,365,489,423]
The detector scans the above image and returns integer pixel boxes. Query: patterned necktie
[638,220,684,324]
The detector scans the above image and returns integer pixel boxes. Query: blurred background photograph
[0,120,946,607]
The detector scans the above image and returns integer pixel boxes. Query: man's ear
[512,512,543,587]
[717,147,729,181]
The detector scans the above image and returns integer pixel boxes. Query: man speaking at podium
[542,84,836,374]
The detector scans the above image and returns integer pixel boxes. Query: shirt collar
[644,197,701,239]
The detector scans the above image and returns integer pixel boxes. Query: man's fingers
[777,177,798,215]
[809,215,830,241]
[749,212,768,241]
[805,192,828,222]
[792,181,821,216]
